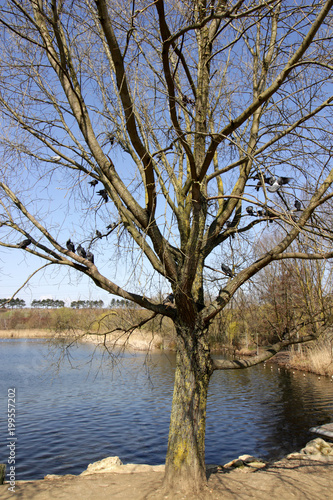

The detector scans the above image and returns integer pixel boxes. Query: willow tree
[1,0,333,495]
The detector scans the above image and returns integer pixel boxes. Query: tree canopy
[0,0,333,495]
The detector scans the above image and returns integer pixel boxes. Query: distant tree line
[70,300,104,309]
[31,299,65,308]
[0,297,133,309]
[109,298,131,309]
[0,298,26,308]
[70,299,132,308]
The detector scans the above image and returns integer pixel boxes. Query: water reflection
[0,340,332,480]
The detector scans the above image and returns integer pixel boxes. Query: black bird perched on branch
[252,174,270,191]
[246,206,255,216]
[225,220,235,238]
[294,199,302,211]
[96,230,102,239]
[163,293,174,304]
[88,179,98,187]
[252,173,268,182]
[17,238,32,249]
[66,239,75,252]
[182,95,195,106]
[264,206,275,223]
[86,251,94,264]
[76,244,87,258]
[107,222,117,230]
[221,263,235,278]
[97,189,108,202]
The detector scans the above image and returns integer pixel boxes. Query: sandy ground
[1,459,332,500]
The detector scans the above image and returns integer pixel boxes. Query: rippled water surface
[1,339,333,480]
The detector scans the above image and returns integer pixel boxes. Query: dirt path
[1,459,332,500]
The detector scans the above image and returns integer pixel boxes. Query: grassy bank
[287,339,333,377]
[0,307,177,349]
[1,308,333,376]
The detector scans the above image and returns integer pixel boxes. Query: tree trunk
[163,323,214,496]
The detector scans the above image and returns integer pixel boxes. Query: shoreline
[0,329,55,339]
[2,329,333,377]
[1,450,333,500]
[0,328,169,351]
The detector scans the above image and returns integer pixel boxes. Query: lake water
[1,339,333,480]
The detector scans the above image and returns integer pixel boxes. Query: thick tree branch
[95,0,157,215]
[212,334,316,370]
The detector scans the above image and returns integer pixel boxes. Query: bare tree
[251,232,333,344]
[1,0,333,495]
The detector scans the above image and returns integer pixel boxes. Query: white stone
[81,456,123,475]
[302,438,333,456]
[246,461,266,469]
[238,454,263,464]
[287,438,333,462]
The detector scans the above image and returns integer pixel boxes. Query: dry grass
[0,307,177,348]
[2,309,333,376]
[289,339,333,377]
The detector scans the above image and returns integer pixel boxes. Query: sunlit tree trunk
[164,319,214,494]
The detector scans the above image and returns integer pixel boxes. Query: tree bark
[163,321,214,495]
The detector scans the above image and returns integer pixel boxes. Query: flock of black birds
[56,179,120,265]
[182,94,195,107]
[220,175,302,279]
[88,179,109,203]
[52,179,116,264]
[64,219,118,265]
[16,173,302,289]
[16,236,96,266]
[16,236,96,265]
[66,240,95,263]
[245,199,301,219]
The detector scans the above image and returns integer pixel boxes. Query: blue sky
[0,161,147,307]
[0,168,170,307]
[0,243,118,307]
